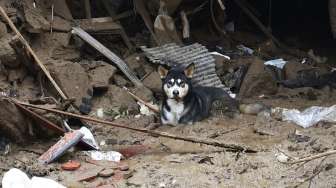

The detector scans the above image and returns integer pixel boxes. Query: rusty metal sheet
[141,43,230,92]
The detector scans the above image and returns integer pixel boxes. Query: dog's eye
[167,81,173,87]
[180,82,185,88]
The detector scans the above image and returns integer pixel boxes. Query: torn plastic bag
[279,105,336,128]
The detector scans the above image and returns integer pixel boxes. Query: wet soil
[1,92,336,188]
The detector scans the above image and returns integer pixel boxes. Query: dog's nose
[173,90,179,96]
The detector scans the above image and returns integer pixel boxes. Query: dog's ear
[184,63,195,78]
[158,65,169,79]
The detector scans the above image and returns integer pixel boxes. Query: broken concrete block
[87,61,117,90]
[142,71,162,92]
[47,61,92,107]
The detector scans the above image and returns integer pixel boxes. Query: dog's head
[158,63,195,101]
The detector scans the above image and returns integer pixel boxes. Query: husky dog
[158,63,238,125]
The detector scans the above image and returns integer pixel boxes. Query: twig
[0,6,68,100]
[232,0,283,48]
[287,150,336,164]
[12,99,257,153]
[123,87,160,113]
[295,156,327,188]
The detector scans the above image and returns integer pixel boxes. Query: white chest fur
[161,99,185,125]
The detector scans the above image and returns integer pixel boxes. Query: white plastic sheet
[86,151,123,162]
[280,105,336,128]
[264,58,287,69]
[2,168,65,188]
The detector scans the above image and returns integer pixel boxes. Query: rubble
[47,61,92,107]
[85,61,117,91]
[1,0,336,187]
[238,57,278,98]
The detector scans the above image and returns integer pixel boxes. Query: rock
[0,99,32,143]
[61,160,81,171]
[47,61,92,107]
[87,61,117,90]
[23,3,50,33]
[0,21,7,38]
[118,145,150,158]
[131,86,154,102]
[118,164,129,171]
[8,67,27,83]
[98,169,114,177]
[124,53,145,71]
[0,34,18,68]
[47,15,71,32]
[76,166,104,182]
[238,57,278,98]
[113,74,130,87]
[92,85,139,115]
[143,71,162,92]
[284,61,314,80]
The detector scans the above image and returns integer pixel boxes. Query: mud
[0,0,336,187]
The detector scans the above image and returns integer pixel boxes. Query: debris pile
[0,0,336,187]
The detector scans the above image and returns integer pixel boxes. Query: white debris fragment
[96,108,104,118]
[138,102,158,116]
[2,168,66,188]
[279,105,336,128]
[275,152,289,163]
[237,44,254,55]
[86,151,123,162]
[79,127,100,150]
[264,58,287,69]
[209,51,231,60]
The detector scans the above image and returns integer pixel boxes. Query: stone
[87,61,117,90]
[98,169,114,177]
[47,61,92,107]
[47,15,71,32]
[238,57,278,98]
[0,99,32,143]
[92,85,139,115]
[23,2,50,33]
[284,61,314,80]
[130,86,154,102]
[113,74,130,87]
[118,164,129,171]
[143,71,162,92]
[0,21,7,38]
[0,34,18,68]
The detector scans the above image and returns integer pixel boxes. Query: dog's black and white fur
[158,63,237,125]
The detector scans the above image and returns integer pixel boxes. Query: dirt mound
[0,99,32,143]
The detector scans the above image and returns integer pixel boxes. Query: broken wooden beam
[75,18,133,50]
[13,99,257,153]
[0,6,68,100]
[72,27,142,87]
[233,0,284,48]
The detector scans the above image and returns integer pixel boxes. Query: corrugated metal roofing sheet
[141,43,230,92]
